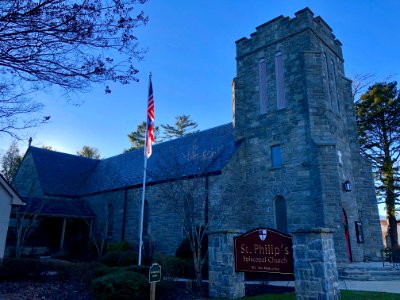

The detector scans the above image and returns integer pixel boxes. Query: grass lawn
[241,290,400,300]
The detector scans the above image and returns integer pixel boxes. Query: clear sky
[0,0,399,158]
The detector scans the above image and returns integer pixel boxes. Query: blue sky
[0,0,399,158]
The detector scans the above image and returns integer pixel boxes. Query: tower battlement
[236,7,342,60]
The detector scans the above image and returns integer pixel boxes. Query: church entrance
[342,209,352,262]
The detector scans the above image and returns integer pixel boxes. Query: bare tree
[41,146,57,151]
[155,144,226,287]
[0,83,47,138]
[351,73,375,99]
[77,146,101,159]
[13,199,46,258]
[0,0,148,138]
[85,196,113,258]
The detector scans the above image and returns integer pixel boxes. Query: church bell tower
[231,7,382,262]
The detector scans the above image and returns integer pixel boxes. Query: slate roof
[29,147,99,197]
[20,197,95,218]
[28,123,238,196]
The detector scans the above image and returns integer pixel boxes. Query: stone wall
[12,151,44,198]
[84,175,214,256]
[232,7,381,262]
[293,228,340,299]
[208,230,245,298]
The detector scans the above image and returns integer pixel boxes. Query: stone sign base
[292,228,340,300]
[208,230,245,299]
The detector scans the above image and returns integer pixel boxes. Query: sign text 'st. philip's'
[234,228,293,274]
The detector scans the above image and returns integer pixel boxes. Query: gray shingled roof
[29,123,237,196]
[29,147,99,197]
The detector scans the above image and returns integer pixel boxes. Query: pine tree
[126,121,160,152]
[355,81,400,248]
[1,140,22,182]
[161,115,198,140]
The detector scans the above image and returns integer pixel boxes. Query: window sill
[270,166,282,170]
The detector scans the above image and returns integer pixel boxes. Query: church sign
[234,228,294,274]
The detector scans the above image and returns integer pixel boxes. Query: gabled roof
[28,123,238,196]
[29,147,99,197]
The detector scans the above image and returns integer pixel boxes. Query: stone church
[10,8,382,264]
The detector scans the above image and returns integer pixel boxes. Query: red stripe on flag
[145,77,155,158]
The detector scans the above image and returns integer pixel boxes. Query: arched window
[259,58,268,114]
[274,196,287,233]
[275,51,285,109]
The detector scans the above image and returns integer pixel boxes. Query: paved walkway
[270,279,400,294]
[270,262,400,294]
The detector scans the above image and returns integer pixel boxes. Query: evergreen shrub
[100,250,137,267]
[106,241,131,252]
[156,254,193,279]
[90,269,148,300]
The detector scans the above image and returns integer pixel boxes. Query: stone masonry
[208,230,245,299]
[293,228,340,299]
[229,7,382,263]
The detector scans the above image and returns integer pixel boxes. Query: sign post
[149,263,161,300]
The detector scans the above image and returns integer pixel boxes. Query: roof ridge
[30,146,100,161]
[105,122,233,161]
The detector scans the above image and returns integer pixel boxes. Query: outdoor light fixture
[343,181,352,192]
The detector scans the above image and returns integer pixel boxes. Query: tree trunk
[385,168,399,249]
[387,213,399,249]
[192,250,202,288]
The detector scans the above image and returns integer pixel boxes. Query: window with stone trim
[107,202,113,239]
[271,145,282,168]
[259,58,268,114]
[274,195,288,233]
[331,59,340,113]
[275,51,285,109]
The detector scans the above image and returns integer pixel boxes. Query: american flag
[145,75,155,158]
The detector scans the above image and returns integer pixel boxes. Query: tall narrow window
[275,51,285,109]
[259,58,268,114]
[274,196,287,233]
[271,145,282,168]
[331,59,340,113]
[107,202,113,239]
[323,52,333,109]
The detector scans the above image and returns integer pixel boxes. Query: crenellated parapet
[235,7,343,61]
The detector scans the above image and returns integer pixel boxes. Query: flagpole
[138,149,148,265]
[138,72,152,266]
